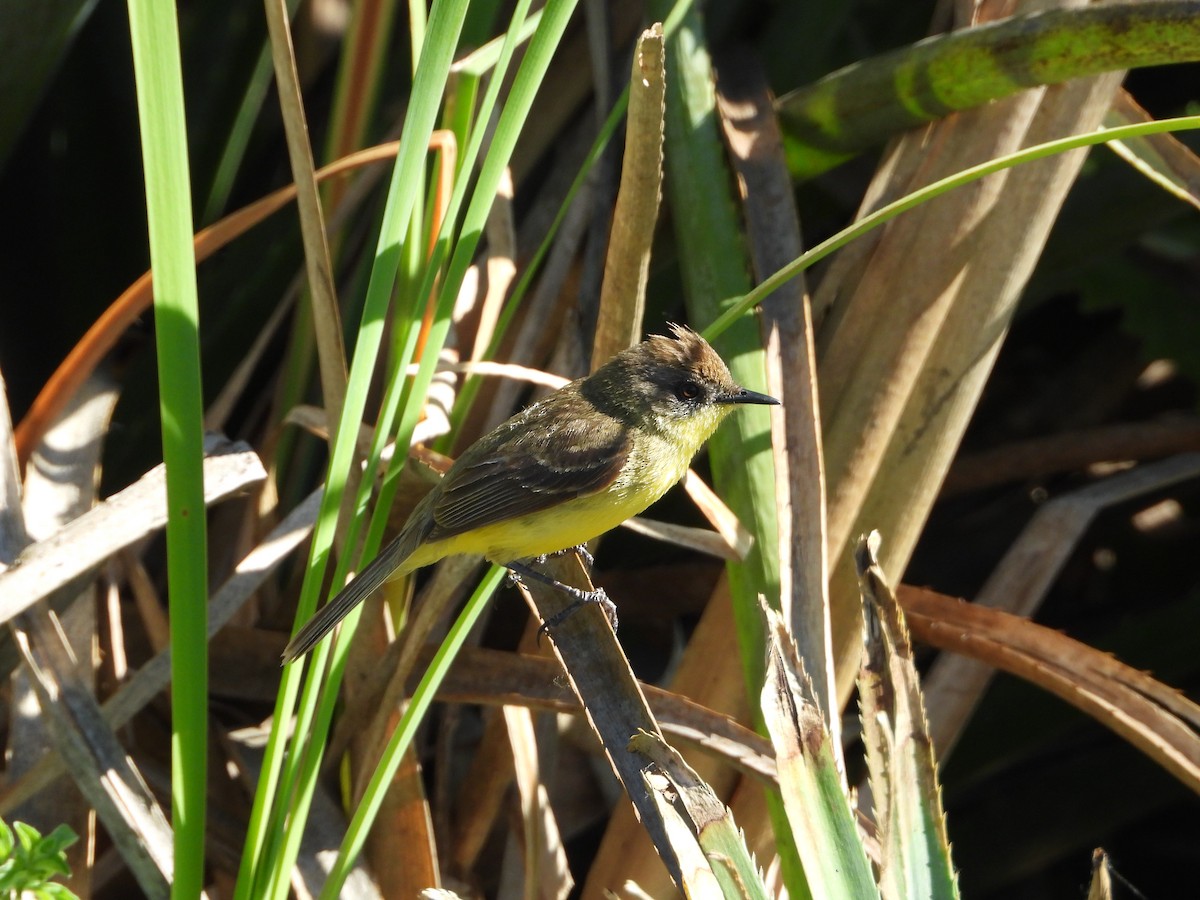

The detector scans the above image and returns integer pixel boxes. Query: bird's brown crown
[623,323,737,392]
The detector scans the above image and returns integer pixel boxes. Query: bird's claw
[538,544,596,569]
[537,586,617,640]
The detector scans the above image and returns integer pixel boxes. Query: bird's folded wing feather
[428,393,630,540]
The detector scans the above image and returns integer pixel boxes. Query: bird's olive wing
[427,393,630,540]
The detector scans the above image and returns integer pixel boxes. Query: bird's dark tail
[281,530,419,665]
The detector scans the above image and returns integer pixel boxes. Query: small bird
[282,324,778,663]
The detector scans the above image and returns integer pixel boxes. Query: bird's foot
[505,560,617,638]
[532,544,596,569]
[537,587,617,637]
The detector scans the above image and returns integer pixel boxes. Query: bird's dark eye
[674,380,701,401]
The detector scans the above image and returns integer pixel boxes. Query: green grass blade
[277,8,542,866]
[317,565,506,898]
[706,114,1200,341]
[452,7,542,75]
[651,4,806,892]
[302,1,582,889]
[251,0,584,892]
[856,538,959,900]
[235,2,473,896]
[653,0,778,689]
[201,27,279,223]
[439,84,627,449]
[299,0,575,639]
[358,0,541,571]
[124,0,208,895]
[762,605,879,900]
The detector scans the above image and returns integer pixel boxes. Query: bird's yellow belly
[414,433,690,565]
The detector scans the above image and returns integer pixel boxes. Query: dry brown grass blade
[0,438,266,624]
[518,553,686,890]
[10,610,176,897]
[449,710,513,874]
[0,488,321,816]
[1087,848,1114,900]
[504,705,574,898]
[263,0,347,422]
[942,417,1200,496]
[678,469,753,559]
[102,567,128,681]
[899,585,1200,796]
[1106,88,1200,210]
[206,286,297,432]
[716,45,835,734]
[591,24,665,365]
[921,452,1200,758]
[286,397,455,454]
[427,644,776,783]
[363,748,440,895]
[223,725,383,899]
[344,590,413,809]
[469,168,518,363]
[480,193,589,433]
[814,12,1129,701]
[585,576,751,896]
[11,370,120,891]
[619,513,744,561]
[124,551,170,654]
[1,379,176,894]
[322,0,396,211]
[426,360,569,390]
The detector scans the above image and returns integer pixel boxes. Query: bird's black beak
[720,387,780,406]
